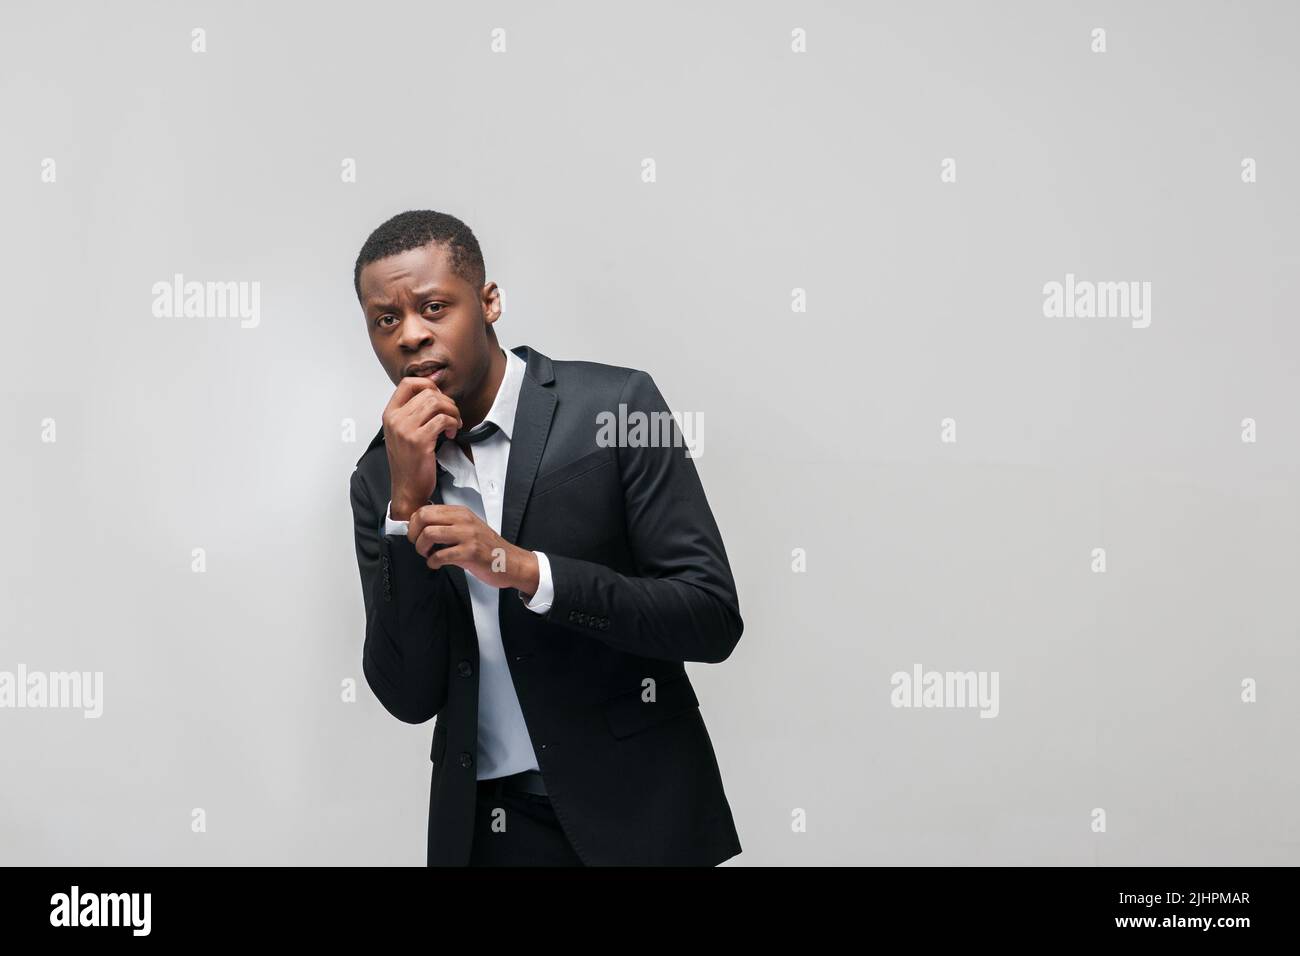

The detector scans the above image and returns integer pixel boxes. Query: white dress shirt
[383,346,553,779]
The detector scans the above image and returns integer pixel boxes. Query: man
[348,210,744,866]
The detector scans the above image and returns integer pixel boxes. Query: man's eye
[424,303,443,314]
[378,315,396,327]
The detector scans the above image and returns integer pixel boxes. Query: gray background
[2,0,1297,865]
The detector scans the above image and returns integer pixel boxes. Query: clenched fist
[384,377,462,521]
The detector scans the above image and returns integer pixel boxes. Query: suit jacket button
[457,660,472,678]
[459,752,473,769]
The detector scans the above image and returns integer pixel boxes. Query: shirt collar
[437,346,523,475]
[482,345,524,441]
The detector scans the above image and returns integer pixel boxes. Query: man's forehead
[359,245,458,302]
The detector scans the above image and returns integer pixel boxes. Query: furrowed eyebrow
[409,285,454,299]
[366,286,455,314]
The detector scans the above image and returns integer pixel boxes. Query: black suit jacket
[349,344,744,865]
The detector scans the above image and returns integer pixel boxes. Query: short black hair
[353,210,486,302]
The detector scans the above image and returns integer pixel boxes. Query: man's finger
[414,411,462,442]
[383,376,439,417]
[426,545,464,571]
[407,504,466,543]
[414,522,459,559]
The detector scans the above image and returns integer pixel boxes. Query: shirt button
[457,660,473,678]
[459,752,474,769]
[489,480,497,492]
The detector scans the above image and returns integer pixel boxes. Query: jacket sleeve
[350,468,452,724]
[541,370,744,664]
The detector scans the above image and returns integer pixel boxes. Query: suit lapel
[500,345,557,546]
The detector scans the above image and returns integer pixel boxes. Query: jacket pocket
[602,673,700,740]
[531,448,616,498]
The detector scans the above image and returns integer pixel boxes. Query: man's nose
[397,312,433,350]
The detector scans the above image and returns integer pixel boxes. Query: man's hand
[384,377,462,521]
[407,504,541,596]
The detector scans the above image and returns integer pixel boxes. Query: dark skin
[358,240,539,599]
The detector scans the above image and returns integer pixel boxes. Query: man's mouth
[405,361,448,382]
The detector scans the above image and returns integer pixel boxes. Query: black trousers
[468,772,584,866]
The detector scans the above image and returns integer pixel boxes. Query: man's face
[358,241,500,405]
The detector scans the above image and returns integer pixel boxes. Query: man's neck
[459,345,507,432]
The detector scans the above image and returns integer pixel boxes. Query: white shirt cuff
[384,499,410,537]
[524,551,554,614]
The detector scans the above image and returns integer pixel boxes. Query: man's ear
[481,281,502,326]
